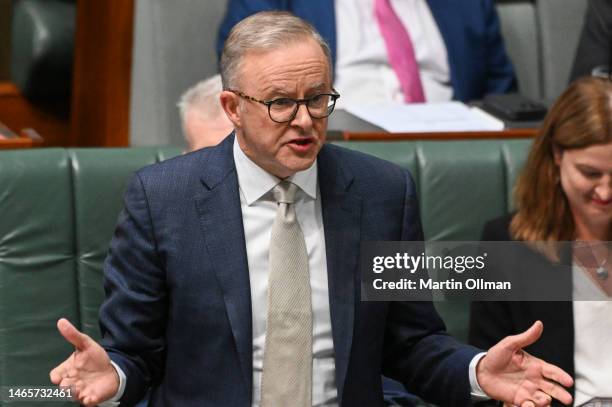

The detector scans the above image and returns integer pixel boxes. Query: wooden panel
[0,82,69,146]
[0,0,11,80]
[0,137,42,150]
[69,0,134,147]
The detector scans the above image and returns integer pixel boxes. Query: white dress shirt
[233,139,338,406]
[334,0,452,106]
[572,264,612,406]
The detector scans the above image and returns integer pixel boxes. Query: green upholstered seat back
[0,147,182,398]
[0,149,77,405]
[334,140,531,239]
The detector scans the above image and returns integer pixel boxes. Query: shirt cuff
[97,361,126,407]
[469,352,490,400]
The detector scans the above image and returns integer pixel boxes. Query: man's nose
[290,103,313,130]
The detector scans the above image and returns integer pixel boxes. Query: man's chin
[278,157,317,176]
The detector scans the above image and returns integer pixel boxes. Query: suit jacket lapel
[194,134,253,399]
[318,145,362,403]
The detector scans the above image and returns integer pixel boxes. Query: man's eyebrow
[260,86,293,98]
[308,83,328,92]
[261,83,331,99]
[301,83,332,98]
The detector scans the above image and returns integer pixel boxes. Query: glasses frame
[227,89,340,123]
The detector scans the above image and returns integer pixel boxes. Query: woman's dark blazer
[469,215,576,403]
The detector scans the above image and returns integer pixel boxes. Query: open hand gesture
[477,321,573,407]
[49,318,119,406]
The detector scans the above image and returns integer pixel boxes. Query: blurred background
[0,0,592,148]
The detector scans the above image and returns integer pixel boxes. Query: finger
[49,358,72,384]
[536,377,573,406]
[520,401,535,407]
[541,362,574,388]
[73,379,85,395]
[49,366,64,384]
[57,318,89,351]
[505,321,543,351]
[81,392,101,407]
[531,390,552,407]
[59,377,74,387]
[58,378,77,397]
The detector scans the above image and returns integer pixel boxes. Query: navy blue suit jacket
[100,135,480,406]
[216,0,517,102]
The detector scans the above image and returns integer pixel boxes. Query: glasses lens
[267,94,338,122]
[308,94,336,119]
[269,98,298,122]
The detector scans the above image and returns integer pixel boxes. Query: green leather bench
[0,140,530,404]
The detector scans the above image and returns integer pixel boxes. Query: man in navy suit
[217,0,517,103]
[50,11,572,407]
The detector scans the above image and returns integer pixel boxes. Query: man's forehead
[243,36,325,58]
[241,40,330,78]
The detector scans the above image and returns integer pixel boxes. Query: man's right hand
[49,318,119,406]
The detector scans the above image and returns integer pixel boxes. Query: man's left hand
[477,321,573,407]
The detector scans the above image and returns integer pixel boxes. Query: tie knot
[273,180,298,204]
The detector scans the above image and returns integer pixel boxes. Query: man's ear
[220,91,242,128]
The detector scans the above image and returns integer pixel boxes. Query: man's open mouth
[291,139,313,146]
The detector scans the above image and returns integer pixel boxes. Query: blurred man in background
[178,74,234,151]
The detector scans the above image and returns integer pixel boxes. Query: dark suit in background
[216,0,517,102]
[570,0,612,81]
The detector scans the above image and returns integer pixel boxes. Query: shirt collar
[233,136,318,205]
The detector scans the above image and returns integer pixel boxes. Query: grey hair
[220,11,332,89]
[177,74,224,123]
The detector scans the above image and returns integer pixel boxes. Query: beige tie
[261,180,312,407]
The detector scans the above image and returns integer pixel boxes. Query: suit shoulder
[323,143,409,179]
[127,148,219,201]
[321,144,416,198]
[135,148,210,181]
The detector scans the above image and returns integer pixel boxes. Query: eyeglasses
[227,89,340,123]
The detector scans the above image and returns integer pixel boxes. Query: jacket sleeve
[569,0,611,82]
[482,0,518,95]
[382,169,481,407]
[99,172,168,406]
